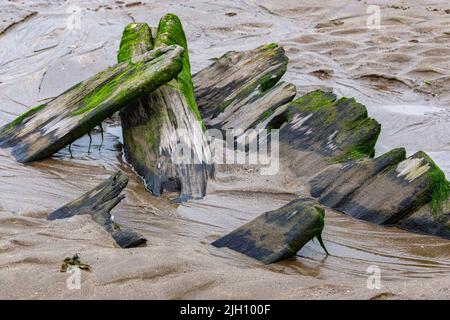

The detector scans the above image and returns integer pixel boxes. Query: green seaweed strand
[68,144,73,158]
[87,131,92,153]
[98,123,104,150]
[313,205,329,255]
[316,233,329,255]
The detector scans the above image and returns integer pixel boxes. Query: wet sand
[0,0,450,299]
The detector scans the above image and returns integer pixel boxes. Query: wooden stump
[119,16,212,202]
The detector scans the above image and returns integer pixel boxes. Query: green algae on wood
[259,89,337,132]
[74,45,175,117]
[207,81,296,133]
[331,116,381,163]
[310,149,449,229]
[117,23,153,63]
[288,90,337,114]
[212,198,328,264]
[0,103,46,137]
[212,43,288,117]
[0,45,184,163]
[117,22,158,157]
[310,147,407,205]
[416,152,450,217]
[154,13,204,128]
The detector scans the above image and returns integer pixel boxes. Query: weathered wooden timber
[48,171,146,248]
[212,198,328,264]
[193,43,289,123]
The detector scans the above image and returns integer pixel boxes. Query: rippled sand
[0,0,450,299]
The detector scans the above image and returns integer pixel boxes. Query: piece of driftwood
[212,198,328,264]
[47,171,146,248]
[193,43,289,123]
[119,16,212,202]
[0,45,184,163]
[310,148,407,205]
[309,147,450,239]
[398,201,450,239]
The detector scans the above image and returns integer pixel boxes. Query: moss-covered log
[48,171,146,248]
[119,17,212,202]
[193,43,289,123]
[0,45,184,163]
[238,90,382,182]
[212,198,328,264]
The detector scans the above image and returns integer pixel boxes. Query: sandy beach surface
[0,0,449,299]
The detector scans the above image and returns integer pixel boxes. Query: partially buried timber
[119,16,212,203]
[212,198,328,264]
[48,171,146,248]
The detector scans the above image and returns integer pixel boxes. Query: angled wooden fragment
[48,171,146,248]
[212,198,328,264]
[208,81,296,133]
[0,45,184,163]
[193,43,289,123]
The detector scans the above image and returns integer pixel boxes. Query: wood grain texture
[310,148,450,237]
[207,81,296,133]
